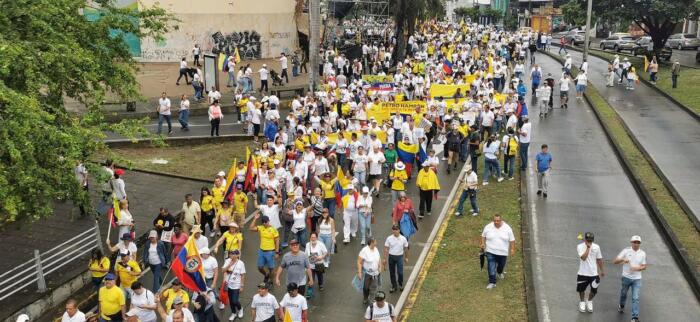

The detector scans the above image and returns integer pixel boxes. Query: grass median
[107,141,250,179]
[585,86,700,269]
[401,161,527,321]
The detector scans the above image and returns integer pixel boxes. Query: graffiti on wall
[211,31,262,59]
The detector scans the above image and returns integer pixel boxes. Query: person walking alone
[576,232,605,313]
[157,92,172,135]
[208,100,223,137]
[383,225,408,293]
[176,57,190,85]
[259,64,269,93]
[480,214,516,289]
[279,53,289,83]
[178,94,190,131]
[416,163,440,218]
[535,144,552,198]
[671,61,680,88]
[613,235,646,322]
[455,167,479,216]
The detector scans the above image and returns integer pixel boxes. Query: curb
[125,167,212,184]
[551,44,700,121]
[105,134,258,148]
[519,167,539,322]
[395,162,468,319]
[541,50,700,301]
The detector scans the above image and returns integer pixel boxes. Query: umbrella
[479,249,485,270]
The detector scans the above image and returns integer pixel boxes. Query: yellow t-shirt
[115,260,141,288]
[233,192,248,214]
[391,169,408,191]
[89,257,110,278]
[162,288,190,311]
[99,285,126,319]
[458,124,469,137]
[318,179,337,199]
[212,185,225,205]
[222,231,243,251]
[201,195,214,212]
[258,225,279,251]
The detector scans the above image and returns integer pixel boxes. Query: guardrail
[0,221,102,302]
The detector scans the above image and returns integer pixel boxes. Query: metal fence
[0,221,102,302]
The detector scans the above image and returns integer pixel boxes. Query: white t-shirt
[481,222,515,256]
[481,111,495,126]
[259,204,281,229]
[519,122,531,143]
[280,293,308,322]
[359,246,381,275]
[251,293,280,321]
[194,235,209,252]
[201,256,218,279]
[166,308,194,322]
[223,258,246,289]
[364,303,396,322]
[576,73,587,86]
[577,243,603,276]
[560,78,571,91]
[280,56,288,69]
[259,68,269,80]
[292,209,307,231]
[367,151,385,175]
[61,311,86,322]
[130,289,157,322]
[616,247,646,280]
[158,98,171,115]
[251,108,262,125]
[384,234,409,256]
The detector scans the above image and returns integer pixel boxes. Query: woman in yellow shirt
[212,178,225,206]
[390,161,408,204]
[216,200,234,234]
[213,223,244,255]
[200,187,215,237]
[88,248,110,290]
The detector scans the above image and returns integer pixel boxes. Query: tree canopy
[0,0,175,224]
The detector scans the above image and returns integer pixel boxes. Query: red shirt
[392,199,415,223]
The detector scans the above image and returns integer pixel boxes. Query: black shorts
[448,143,460,152]
[368,174,380,181]
[576,275,600,293]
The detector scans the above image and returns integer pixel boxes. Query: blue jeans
[620,277,642,318]
[519,142,529,170]
[227,70,236,86]
[193,84,203,100]
[319,233,333,266]
[388,254,404,289]
[178,109,189,129]
[157,114,172,134]
[503,155,515,178]
[459,140,469,162]
[358,212,372,243]
[483,158,501,183]
[150,263,163,292]
[293,228,307,247]
[323,198,336,218]
[456,188,478,214]
[227,288,242,314]
[486,252,507,284]
[354,170,366,187]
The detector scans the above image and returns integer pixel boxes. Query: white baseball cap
[362,186,369,193]
[630,235,642,243]
[16,314,30,322]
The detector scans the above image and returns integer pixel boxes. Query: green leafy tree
[0,0,176,224]
[561,0,589,28]
[391,0,445,64]
[454,7,480,22]
[591,0,699,51]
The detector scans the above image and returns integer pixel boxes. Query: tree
[0,0,176,224]
[591,0,699,52]
[561,0,589,28]
[391,0,445,64]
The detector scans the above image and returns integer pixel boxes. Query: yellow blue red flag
[171,236,208,292]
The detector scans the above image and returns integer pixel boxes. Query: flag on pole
[644,55,649,72]
[243,154,256,193]
[217,53,226,71]
[397,141,419,174]
[107,196,121,228]
[417,144,428,166]
[442,58,453,74]
[334,168,351,207]
[171,236,208,292]
[224,159,237,202]
[234,47,241,64]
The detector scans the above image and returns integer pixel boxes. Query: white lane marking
[529,162,551,322]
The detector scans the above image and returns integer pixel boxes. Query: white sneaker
[486,283,496,290]
[441,157,448,161]
[454,212,461,216]
[578,302,586,313]
[497,177,504,182]
[238,309,244,318]
[498,273,505,279]
[472,212,478,217]
[229,313,236,321]
[587,301,593,312]
[219,302,225,310]
[483,182,489,186]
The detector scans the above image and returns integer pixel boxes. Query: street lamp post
[583,0,593,61]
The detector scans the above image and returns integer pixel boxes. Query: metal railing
[0,220,102,302]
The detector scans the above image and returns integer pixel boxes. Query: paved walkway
[561,50,700,222]
[526,53,700,321]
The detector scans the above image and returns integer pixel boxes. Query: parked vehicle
[565,30,587,45]
[666,33,700,50]
[599,33,636,52]
[632,37,672,61]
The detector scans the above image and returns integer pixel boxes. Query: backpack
[506,135,518,156]
[369,303,394,319]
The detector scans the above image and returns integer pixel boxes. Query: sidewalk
[562,50,700,224]
[526,52,700,321]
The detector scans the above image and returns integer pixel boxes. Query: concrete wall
[138,0,299,62]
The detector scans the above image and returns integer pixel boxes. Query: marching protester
[480,214,516,290]
[383,225,409,293]
[613,235,647,322]
[577,232,605,313]
[535,144,553,198]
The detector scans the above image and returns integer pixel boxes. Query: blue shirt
[536,152,552,173]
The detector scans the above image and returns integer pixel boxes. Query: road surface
[525,52,700,321]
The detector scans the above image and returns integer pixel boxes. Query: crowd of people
[52,17,654,322]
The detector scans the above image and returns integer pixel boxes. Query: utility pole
[583,0,593,61]
[309,0,321,92]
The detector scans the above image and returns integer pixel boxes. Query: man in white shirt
[208,86,221,104]
[258,64,269,92]
[613,235,646,321]
[157,92,173,135]
[455,167,479,216]
[559,74,571,109]
[480,214,515,289]
[226,56,236,87]
[518,117,531,171]
[61,299,86,322]
[279,283,308,322]
[176,57,190,85]
[364,291,396,322]
[279,53,289,83]
[576,232,604,313]
[383,226,409,293]
[251,283,282,322]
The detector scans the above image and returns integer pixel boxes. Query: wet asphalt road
[563,49,700,224]
[525,52,700,321]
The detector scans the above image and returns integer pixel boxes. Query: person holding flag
[280,283,308,322]
[169,234,208,295]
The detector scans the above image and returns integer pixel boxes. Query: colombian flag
[243,154,256,193]
[398,141,419,174]
[107,196,121,228]
[171,236,208,292]
[334,168,351,207]
[442,58,453,75]
[417,144,428,166]
[223,159,237,202]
